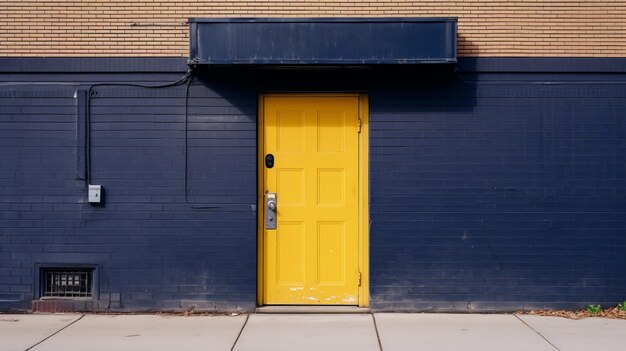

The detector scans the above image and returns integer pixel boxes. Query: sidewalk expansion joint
[26,314,86,351]
[371,313,384,351]
[230,313,250,351]
[514,314,560,351]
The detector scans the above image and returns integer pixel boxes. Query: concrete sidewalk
[1,313,625,351]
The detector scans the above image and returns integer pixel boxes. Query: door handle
[266,192,277,229]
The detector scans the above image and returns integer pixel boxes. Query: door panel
[263,96,359,305]
[276,222,305,284]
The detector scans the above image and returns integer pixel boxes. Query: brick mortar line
[25,314,86,351]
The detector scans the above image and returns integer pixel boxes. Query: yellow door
[262,95,360,305]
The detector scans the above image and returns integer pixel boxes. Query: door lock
[266,192,277,229]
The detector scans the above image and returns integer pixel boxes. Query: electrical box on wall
[88,185,102,203]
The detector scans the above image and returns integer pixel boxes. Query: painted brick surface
[1,1,626,57]
[368,72,626,311]
[0,71,258,311]
[1,59,626,311]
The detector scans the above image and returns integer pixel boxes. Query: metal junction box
[88,185,102,203]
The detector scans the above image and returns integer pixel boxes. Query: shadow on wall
[367,55,626,311]
[187,65,477,204]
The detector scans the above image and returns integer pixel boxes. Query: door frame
[257,93,369,307]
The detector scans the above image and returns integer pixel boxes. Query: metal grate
[42,269,92,298]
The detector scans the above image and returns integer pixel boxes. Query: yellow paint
[358,94,369,307]
[259,94,367,305]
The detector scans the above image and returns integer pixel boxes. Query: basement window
[41,268,93,298]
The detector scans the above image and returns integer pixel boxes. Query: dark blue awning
[188,18,457,66]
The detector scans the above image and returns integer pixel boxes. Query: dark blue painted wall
[368,72,626,311]
[1,58,625,311]
[0,69,258,311]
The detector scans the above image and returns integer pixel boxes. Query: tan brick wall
[0,1,625,57]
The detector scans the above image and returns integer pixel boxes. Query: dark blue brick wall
[0,72,258,311]
[369,72,626,311]
[1,59,625,312]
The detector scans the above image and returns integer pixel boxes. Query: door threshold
[256,306,370,314]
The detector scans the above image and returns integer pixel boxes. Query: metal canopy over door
[188,18,457,65]
[261,95,361,305]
